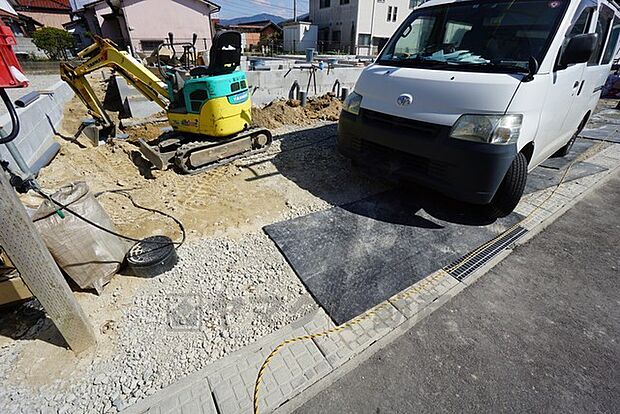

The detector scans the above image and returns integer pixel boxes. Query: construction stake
[0,170,96,353]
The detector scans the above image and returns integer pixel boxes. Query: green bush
[31,27,75,60]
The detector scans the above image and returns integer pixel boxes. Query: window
[140,39,163,52]
[320,0,330,8]
[444,21,472,45]
[378,0,569,73]
[358,33,371,46]
[602,16,620,64]
[568,8,593,37]
[340,0,350,4]
[392,16,436,56]
[387,6,397,22]
[589,6,614,65]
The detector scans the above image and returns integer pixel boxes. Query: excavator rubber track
[175,127,272,174]
[139,127,273,175]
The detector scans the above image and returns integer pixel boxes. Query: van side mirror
[559,33,598,67]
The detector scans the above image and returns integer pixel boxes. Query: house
[218,20,281,51]
[309,0,426,54]
[10,0,71,29]
[0,0,72,59]
[72,0,220,55]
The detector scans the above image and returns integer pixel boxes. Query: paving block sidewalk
[124,142,620,414]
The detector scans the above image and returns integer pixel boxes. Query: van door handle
[577,80,585,95]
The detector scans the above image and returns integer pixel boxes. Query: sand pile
[251,93,342,130]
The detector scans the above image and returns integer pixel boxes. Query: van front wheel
[488,152,528,218]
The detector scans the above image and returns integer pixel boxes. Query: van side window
[602,16,620,64]
[569,8,593,37]
[589,6,614,66]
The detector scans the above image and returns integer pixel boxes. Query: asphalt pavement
[296,171,620,414]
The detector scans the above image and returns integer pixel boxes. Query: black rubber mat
[265,190,523,324]
[580,125,620,143]
[525,139,607,194]
[540,139,595,169]
[525,162,607,194]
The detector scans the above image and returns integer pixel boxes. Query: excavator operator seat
[189,31,242,78]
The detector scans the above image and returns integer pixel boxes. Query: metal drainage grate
[445,226,529,282]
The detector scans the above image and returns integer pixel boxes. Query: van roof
[418,0,620,13]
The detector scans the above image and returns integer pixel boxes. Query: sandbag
[33,182,129,294]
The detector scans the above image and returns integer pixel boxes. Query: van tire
[488,152,528,218]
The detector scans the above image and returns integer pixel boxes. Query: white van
[339,0,620,216]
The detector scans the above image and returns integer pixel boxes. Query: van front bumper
[338,110,517,205]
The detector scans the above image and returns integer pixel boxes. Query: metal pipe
[14,91,40,108]
[0,127,31,178]
[341,87,349,101]
[299,91,307,106]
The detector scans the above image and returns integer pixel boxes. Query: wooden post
[0,170,96,352]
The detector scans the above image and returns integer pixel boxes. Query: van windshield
[377,0,569,73]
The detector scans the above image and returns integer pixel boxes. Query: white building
[309,0,426,55]
[283,21,318,53]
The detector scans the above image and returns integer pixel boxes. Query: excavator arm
[60,36,170,134]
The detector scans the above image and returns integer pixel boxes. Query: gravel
[0,232,316,413]
[0,121,388,413]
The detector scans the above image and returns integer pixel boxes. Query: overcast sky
[214,0,310,20]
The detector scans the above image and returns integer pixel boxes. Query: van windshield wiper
[379,55,454,69]
[457,61,529,74]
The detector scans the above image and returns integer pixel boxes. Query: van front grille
[361,109,441,139]
[351,136,447,181]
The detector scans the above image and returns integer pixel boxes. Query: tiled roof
[13,0,71,11]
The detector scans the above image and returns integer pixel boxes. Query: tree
[31,27,75,60]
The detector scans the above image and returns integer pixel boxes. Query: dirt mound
[252,93,342,130]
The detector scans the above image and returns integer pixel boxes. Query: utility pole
[294,0,297,22]
[0,170,96,353]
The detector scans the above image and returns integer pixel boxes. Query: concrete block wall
[247,67,364,107]
[0,81,74,175]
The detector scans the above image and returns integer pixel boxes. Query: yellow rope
[253,151,588,414]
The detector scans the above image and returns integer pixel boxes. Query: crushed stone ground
[0,95,385,413]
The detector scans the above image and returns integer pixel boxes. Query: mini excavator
[60,32,272,174]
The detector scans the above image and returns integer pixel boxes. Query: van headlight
[342,92,363,116]
[450,114,523,144]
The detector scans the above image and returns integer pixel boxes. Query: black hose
[97,189,186,247]
[0,88,20,145]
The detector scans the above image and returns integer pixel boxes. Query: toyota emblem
[397,94,413,106]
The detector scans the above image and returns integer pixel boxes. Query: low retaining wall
[247,66,364,106]
[0,81,74,175]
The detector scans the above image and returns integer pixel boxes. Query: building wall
[283,22,318,52]
[121,0,214,53]
[310,0,421,53]
[18,10,71,29]
[244,32,260,48]
[310,0,358,49]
